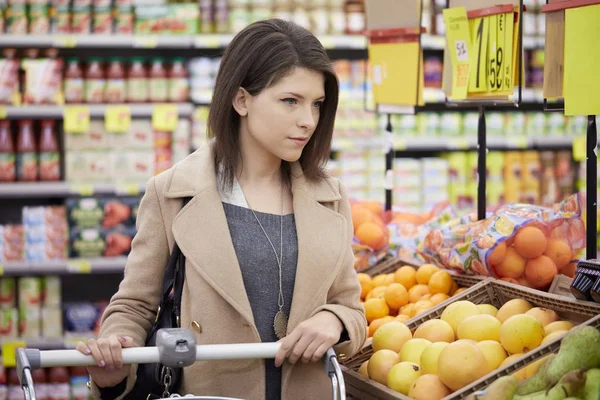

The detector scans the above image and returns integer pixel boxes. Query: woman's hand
[75,335,136,388]
[274,311,343,368]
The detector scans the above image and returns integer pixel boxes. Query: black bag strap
[158,197,192,320]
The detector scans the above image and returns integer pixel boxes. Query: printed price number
[63,106,90,134]
[105,105,131,133]
[469,17,489,93]
[454,40,469,61]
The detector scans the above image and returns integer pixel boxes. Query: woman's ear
[232,87,249,117]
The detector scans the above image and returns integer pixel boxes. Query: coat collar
[168,144,347,337]
[163,144,342,203]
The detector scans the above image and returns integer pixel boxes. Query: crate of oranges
[342,279,600,400]
[358,262,487,339]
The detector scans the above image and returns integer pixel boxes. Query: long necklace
[248,184,288,340]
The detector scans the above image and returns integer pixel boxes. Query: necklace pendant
[274,310,289,340]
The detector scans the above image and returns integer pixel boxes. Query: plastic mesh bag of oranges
[419,193,585,290]
[351,200,391,271]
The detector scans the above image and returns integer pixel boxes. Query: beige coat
[91,145,367,400]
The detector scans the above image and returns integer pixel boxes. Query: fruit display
[358,263,469,338]
[419,193,585,290]
[350,286,599,400]
[468,325,600,400]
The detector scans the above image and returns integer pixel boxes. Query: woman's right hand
[75,335,135,388]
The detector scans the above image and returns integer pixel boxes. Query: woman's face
[236,67,326,163]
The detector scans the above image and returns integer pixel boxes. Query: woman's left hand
[274,311,343,368]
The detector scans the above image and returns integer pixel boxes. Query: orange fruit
[488,242,507,266]
[360,280,374,300]
[517,276,533,288]
[351,206,374,232]
[544,240,571,270]
[420,294,432,301]
[450,280,460,295]
[385,273,395,286]
[495,247,526,279]
[514,226,547,259]
[356,223,388,251]
[416,264,440,284]
[524,255,558,289]
[362,201,384,219]
[453,287,467,296]
[394,266,417,289]
[357,273,371,284]
[430,293,450,305]
[372,274,388,288]
[413,300,434,316]
[500,277,520,285]
[408,284,430,303]
[395,314,410,323]
[400,303,415,317]
[385,283,409,309]
[369,316,395,337]
[560,261,577,278]
[366,286,387,300]
[364,298,390,323]
[428,271,454,295]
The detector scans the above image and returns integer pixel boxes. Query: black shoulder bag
[125,196,192,400]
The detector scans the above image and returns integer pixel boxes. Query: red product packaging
[71,9,92,34]
[93,6,113,33]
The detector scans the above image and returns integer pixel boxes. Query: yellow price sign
[2,341,26,368]
[393,138,407,151]
[320,37,335,49]
[453,138,470,150]
[67,259,92,274]
[0,263,4,276]
[63,106,90,134]
[152,104,178,131]
[54,36,77,47]
[0,106,6,119]
[133,36,158,48]
[116,183,141,196]
[573,136,587,162]
[443,7,472,100]
[69,184,94,196]
[105,106,131,133]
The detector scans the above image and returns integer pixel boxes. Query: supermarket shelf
[0,338,68,350]
[0,34,545,51]
[0,103,194,119]
[0,182,145,198]
[1,257,127,276]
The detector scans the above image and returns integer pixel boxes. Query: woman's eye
[313,101,324,108]
[281,98,297,105]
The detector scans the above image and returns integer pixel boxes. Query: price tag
[152,104,179,131]
[0,106,6,119]
[468,16,489,93]
[54,36,77,48]
[393,138,407,151]
[67,259,92,274]
[63,106,90,134]
[105,106,131,133]
[320,36,336,49]
[133,36,158,48]
[2,341,26,368]
[514,137,528,149]
[116,183,141,196]
[503,11,514,90]
[443,7,472,100]
[573,136,587,162]
[495,13,506,91]
[195,36,220,48]
[453,138,470,149]
[487,14,498,92]
[69,184,94,196]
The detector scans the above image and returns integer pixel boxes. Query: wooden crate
[342,280,600,400]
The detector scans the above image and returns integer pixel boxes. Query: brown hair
[208,18,339,190]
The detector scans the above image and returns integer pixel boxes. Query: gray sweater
[222,202,298,400]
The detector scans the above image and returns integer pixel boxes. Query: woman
[77,18,367,400]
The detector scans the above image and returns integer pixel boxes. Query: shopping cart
[15,328,346,400]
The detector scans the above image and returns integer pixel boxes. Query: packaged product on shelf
[65,120,108,150]
[149,58,168,103]
[70,366,91,400]
[172,118,190,164]
[0,49,21,105]
[439,113,462,137]
[42,276,61,307]
[22,206,69,263]
[7,368,21,400]
[19,277,42,308]
[191,106,209,149]
[0,121,16,182]
[0,5,4,33]
[66,197,139,229]
[71,0,92,33]
[521,151,542,205]
[63,302,101,340]
[53,6,71,33]
[525,112,547,136]
[109,149,154,183]
[504,151,523,203]
[104,226,135,257]
[486,112,505,138]
[84,58,106,103]
[63,57,84,104]
[556,150,575,199]
[0,308,19,337]
[65,151,111,183]
[0,278,16,309]
[38,120,61,182]
[105,57,127,103]
[6,1,28,34]
[31,368,49,400]
[529,49,544,89]
[417,112,441,136]
[547,112,567,136]
[69,228,105,258]
[29,2,50,34]
[22,53,63,105]
[20,305,42,338]
[108,118,153,149]
[423,54,443,88]
[2,225,25,262]
[126,58,148,103]
[505,112,526,137]
[540,151,559,205]
[42,306,63,338]
[92,0,113,33]
[168,58,189,102]
[116,4,134,33]
[567,115,587,136]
